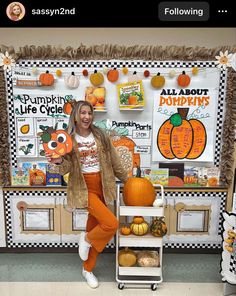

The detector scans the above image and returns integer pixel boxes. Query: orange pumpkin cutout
[157,108,206,159]
[111,135,140,177]
[107,68,119,82]
[63,101,73,115]
[39,71,54,86]
[39,125,73,159]
[177,71,191,87]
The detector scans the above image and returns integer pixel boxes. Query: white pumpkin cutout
[128,71,142,83]
[64,72,80,89]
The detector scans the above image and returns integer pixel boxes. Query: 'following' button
[158,2,209,21]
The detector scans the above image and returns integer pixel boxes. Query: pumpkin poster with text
[152,87,219,162]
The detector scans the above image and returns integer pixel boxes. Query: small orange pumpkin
[177,71,191,87]
[133,216,144,224]
[39,71,54,86]
[107,68,119,82]
[90,70,104,86]
[63,101,73,115]
[123,166,156,206]
[120,226,131,235]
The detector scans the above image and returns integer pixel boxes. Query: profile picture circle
[6,2,25,21]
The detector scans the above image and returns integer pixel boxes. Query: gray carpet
[0,253,222,282]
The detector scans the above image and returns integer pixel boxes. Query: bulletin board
[0,44,235,186]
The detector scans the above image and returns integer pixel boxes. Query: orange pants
[82,172,118,272]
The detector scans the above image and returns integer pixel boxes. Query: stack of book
[11,162,62,186]
[142,163,221,187]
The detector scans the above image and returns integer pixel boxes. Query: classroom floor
[0,252,225,295]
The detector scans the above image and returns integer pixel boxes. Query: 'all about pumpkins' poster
[152,87,219,163]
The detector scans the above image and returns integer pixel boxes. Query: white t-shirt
[75,132,100,173]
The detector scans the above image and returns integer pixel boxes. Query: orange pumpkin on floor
[157,108,206,159]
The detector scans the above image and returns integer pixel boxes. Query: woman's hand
[45,153,63,165]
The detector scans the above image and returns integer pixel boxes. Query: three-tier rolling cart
[115,183,165,290]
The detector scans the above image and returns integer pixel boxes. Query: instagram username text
[32,7,76,16]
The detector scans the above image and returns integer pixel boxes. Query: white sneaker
[82,268,99,288]
[78,232,91,261]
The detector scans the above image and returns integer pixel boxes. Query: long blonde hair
[67,100,111,151]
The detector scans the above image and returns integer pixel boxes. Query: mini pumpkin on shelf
[120,225,131,236]
[130,216,149,236]
[150,217,167,237]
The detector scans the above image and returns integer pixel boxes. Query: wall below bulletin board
[0,45,235,250]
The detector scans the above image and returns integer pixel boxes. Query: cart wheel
[151,284,157,291]
[118,283,125,290]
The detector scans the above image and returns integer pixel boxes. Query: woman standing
[47,100,128,288]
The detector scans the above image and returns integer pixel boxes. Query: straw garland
[0,69,11,186]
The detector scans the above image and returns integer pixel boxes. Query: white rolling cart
[115,183,165,290]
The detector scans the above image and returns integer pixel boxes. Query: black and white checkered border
[4,190,115,248]
[6,69,17,168]
[214,69,227,166]
[163,191,227,249]
[164,242,221,249]
[17,60,217,68]
[229,254,236,273]
[4,190,227,249]
[5,60,225,167]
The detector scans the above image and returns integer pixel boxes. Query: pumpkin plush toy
[38,124,73,158]
[64,72,80,89]
[39,71,54,86]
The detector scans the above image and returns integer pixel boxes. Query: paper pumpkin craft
[38,125,73,158]
[157,108,207,160]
